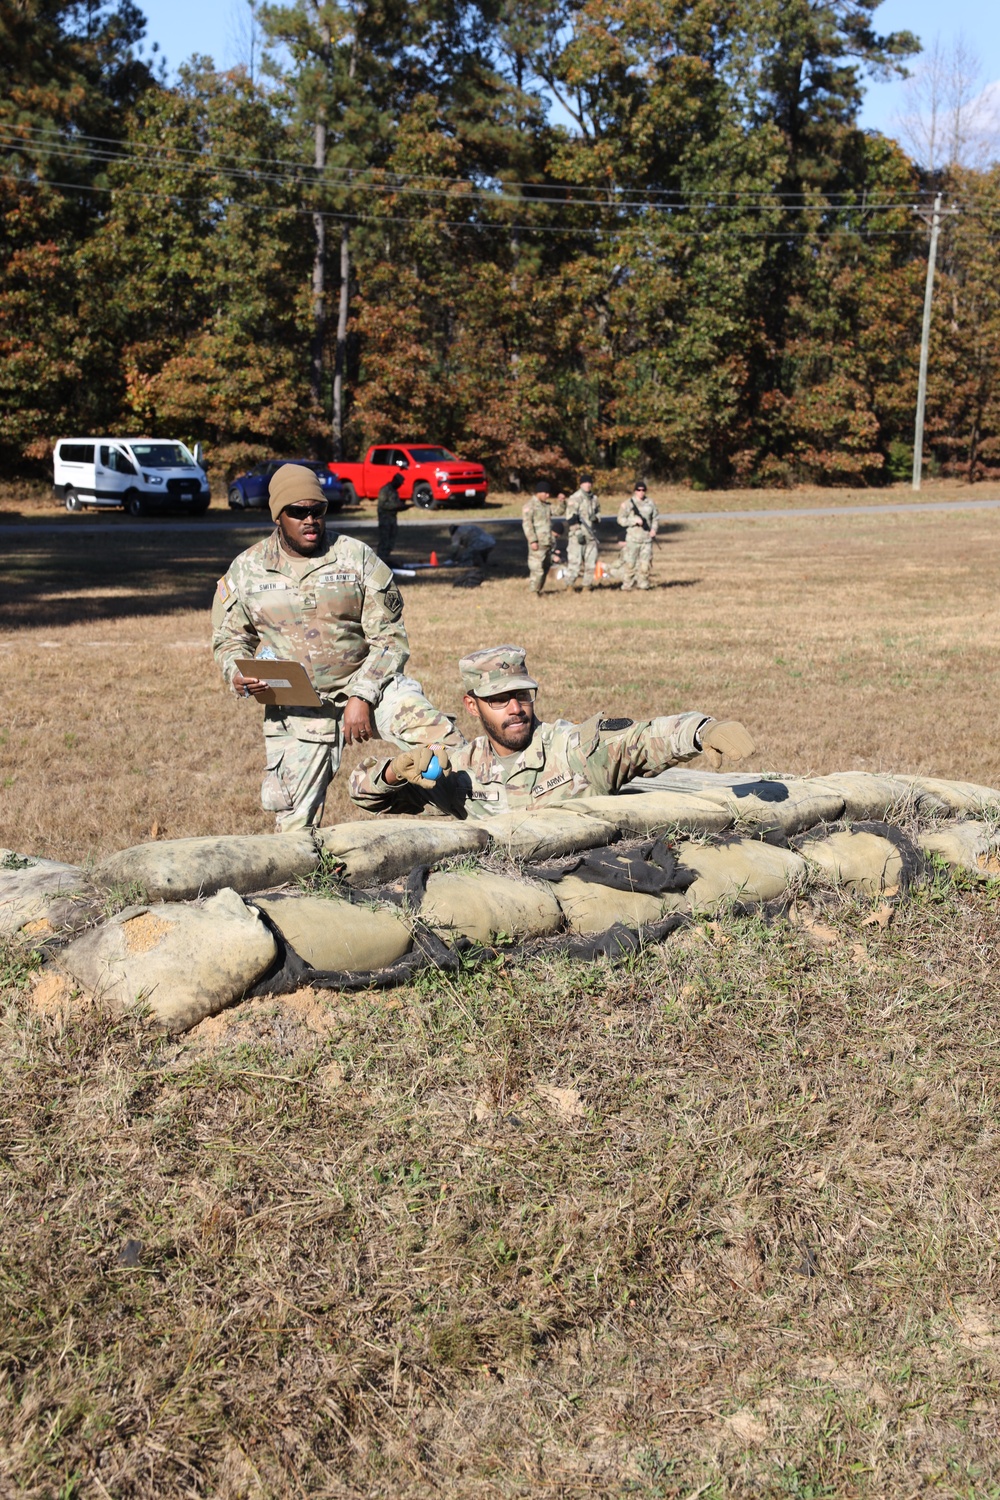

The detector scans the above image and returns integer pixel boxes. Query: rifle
[629,498,651,532]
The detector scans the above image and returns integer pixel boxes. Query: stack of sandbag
[5,764,998,1036]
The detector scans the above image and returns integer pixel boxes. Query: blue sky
[137,0,1000,141]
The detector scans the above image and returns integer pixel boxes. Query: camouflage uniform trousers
[527,546,553,594]
[564,526,599,588]
[620,532,653,589]
[262,673,463,832]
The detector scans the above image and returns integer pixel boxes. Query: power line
[0,121,934,214]
[4,169,931,241]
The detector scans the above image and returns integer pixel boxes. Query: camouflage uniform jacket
[521,497,554,549]
[349,711,710,819]
[212,529,408,743]
[566,487,600,537]
[617,494,658,534]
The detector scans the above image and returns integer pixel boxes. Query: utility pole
[310,110,327,415]
[912,194,957,491]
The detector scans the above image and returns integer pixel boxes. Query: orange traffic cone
[594,560,605,582]
[430,550,439,566]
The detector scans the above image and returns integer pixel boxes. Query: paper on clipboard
[234,658,322,707]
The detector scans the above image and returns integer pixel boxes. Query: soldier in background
[616,479,659,590]
[563,473,601,590]
[349,644,755,819]
[521,480,555,595]
[551,487,569,562]
[375,470,408,563]
[212,464,458,831]
[449,522,496,571]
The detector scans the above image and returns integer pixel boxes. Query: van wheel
[125,490,146,517]
[64,488,81,513]
[413,481,435,510]
[341,481,358,506]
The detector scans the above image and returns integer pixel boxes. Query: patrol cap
[268,463,327,521]
[459,644,538,699]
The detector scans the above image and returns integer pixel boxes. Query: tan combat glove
[389,744,452,789]
[698,720,756,770]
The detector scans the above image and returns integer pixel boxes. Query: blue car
[228,459,344,512]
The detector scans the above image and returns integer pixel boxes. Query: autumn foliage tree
[0,0,996,487]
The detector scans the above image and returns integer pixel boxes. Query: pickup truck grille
[442,471,485,484]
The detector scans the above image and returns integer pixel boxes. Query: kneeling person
[212,463,458,831]
[349,645,755,819]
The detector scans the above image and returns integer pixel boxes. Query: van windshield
[129,442,196,468]
[406,447,458,463]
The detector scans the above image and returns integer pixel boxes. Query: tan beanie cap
[268,463,327,522]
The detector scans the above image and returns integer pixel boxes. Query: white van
[53,438,211,516]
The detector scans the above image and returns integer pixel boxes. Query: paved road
[2,494,1000,538]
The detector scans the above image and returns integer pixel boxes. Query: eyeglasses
[480,689,535,707]
[284,503,328,520]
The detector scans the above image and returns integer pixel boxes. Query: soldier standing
[563,473,601,590]
[212,464,458,831]
[521,480,554,595]
[375,471,408,564]
[349,644,756,819]
[616,480,658,590]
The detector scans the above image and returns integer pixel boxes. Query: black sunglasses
[284,503,328,520]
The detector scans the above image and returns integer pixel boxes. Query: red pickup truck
[330,444,488,509]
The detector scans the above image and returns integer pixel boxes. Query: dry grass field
[2,506,1000,1498]
[1,505,998,862]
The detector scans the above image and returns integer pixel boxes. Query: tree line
[2,0,999,487]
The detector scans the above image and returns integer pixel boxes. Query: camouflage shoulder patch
[382,582,404,619]
[599,717,634,733]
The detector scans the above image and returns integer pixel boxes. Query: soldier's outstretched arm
[348,550,411,706]
[572,712,754,792]
[211,579,260,689]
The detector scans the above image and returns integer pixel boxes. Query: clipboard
[235,658,322,707]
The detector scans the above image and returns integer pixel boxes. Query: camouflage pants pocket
[261,746,296,813]
[261,736,339,830]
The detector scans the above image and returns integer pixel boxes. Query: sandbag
[255,894,413,971]
[624,769,842,835]
[317,819,488,886]
[805,772,949,820]
[715,782,844,835]
[582,791,732,837]
[901,776,1000,816]
[0,856,88,938]
[57,887,276,1031]
[485,806,619,862]
[679,840,806,913]
[919,821,1000,878]
[553,876,690,935]
[797,829,907,895]
[420,871,563,943]
[93,833,318,902]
